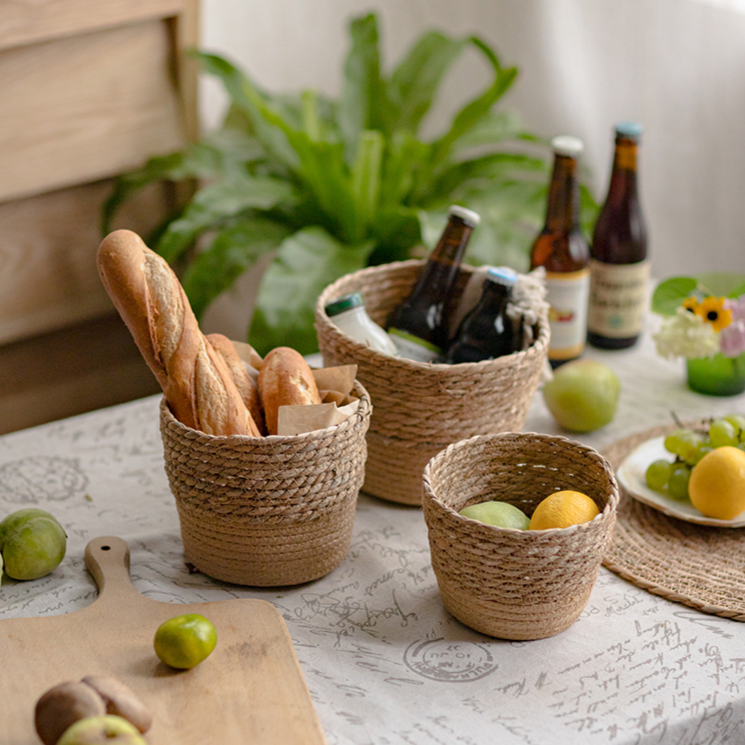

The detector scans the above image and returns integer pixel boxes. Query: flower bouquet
[652,274,745,396]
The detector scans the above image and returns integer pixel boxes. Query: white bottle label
[545,269,590,361]
[388,329,442,363]
[588,259,650,338]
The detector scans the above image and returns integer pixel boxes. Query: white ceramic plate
[616,436,745,528]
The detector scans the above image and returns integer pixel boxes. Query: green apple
[542,359,621,433]
[0,508,66,580]
[459,501,530,529]
[57,716,146,745]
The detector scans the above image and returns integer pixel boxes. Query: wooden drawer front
[0,19,185,203]
[0,0,184,50]
[0,181,171,344]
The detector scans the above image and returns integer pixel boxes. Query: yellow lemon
[689,446,745,520]
[154,613,217,669]
[529,490,600,530]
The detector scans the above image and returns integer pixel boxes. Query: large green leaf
[651,277,698,316]
[385,31,465,135]
[249,227,374,355]
[182,217,292,318]
[378,130,428,211]
[696,273,745,298]
[156,173,293,263]
[351,130,383,237]
[338,14,387,160]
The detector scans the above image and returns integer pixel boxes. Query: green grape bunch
[645,414,745,501]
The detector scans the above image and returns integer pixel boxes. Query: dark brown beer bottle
[530,136,590,367]
[587,122,649,349]
[445,267,517,364]
[386,205,480,362]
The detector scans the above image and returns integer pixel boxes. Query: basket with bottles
[315,206,550,506]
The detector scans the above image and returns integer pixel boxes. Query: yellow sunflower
[682,297,700,313]
[694,296,732,332]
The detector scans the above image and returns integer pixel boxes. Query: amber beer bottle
[530,136,590,367]
[386,205,480,362]
[587,122,649,349]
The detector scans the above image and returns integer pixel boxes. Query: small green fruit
[542,359,621,433]
[0,508,66,580]
[154,613,217,669]
[459,501,530,530]
[57,715,145,745]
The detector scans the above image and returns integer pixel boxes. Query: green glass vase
[686,352,745,396]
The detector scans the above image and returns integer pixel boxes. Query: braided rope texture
[315,260,549,505]
[159,383,371,586]
[603,420,745,622]
[422,432,619,640]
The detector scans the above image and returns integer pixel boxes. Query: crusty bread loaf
[258,347,322,435]
[206,333,266,435]
[96,229,261,437]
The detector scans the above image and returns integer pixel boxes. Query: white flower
[653,307,720,360]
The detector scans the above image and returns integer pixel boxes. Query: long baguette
[96,229,261,437]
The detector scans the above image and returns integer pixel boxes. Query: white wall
[198,0,745,280]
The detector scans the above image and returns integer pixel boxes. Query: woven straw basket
[159,382,371,586]
[315,260,549,506]
[422,432,619,640]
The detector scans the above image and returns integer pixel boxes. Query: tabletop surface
[1,319,744,745]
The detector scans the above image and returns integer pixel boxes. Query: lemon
[154,613,217,669]
[459,501,530,530]
[689,446,745,520]
[529,490,600,530]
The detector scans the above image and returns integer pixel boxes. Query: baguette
[206,333,266,435]
[258,347,322,435]
[96,229,261,437]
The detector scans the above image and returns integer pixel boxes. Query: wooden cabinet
[0,0,199,432]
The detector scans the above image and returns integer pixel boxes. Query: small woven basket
[422,432,619,640]
[159,382,371,586]
[315,260,549,505]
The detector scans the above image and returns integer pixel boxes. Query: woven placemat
[602,420,745,621]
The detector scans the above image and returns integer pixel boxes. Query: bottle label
[388,328,442,363]
[544,269,590,360]
[588,260,650,338]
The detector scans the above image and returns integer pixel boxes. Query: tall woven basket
[315,260,549,505]
[422,432,619,640]
[159,382,371,586]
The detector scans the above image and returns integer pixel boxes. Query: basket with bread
[97,230,371,586]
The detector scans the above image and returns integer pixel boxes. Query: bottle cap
[325,292,364,317]
[448,205,480,228]
[551,135,584,157]
[615,121,644,139]
[485,266,518,287]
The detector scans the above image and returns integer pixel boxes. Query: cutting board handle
[84,536,139,602]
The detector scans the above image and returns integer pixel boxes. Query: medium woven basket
[422,432,619,640]
[315,260,549,506]
[159,382,371,586]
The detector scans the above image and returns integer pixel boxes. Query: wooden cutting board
[0,536,327,744]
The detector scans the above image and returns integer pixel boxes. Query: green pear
[542,359,621,433]
[459,501,530,529]
[0,508,66,580]
[57,716,146,745]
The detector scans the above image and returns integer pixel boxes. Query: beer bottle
[445,267,517,364]
[530,136,590,367]
[587,122,649,349]
[386,205,480,362]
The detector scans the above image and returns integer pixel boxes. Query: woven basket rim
[315,259,549,373]
[159,379,371,442]
[422,430,620,538]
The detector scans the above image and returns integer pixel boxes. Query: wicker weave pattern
[422,432,619,640]
[159,383,371,586]
[315,260,549,505]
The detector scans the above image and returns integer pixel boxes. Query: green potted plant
[104,12,597,355]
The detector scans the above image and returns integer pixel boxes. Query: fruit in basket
[0,508,67,580]
[57,715,145,744]
[529,490,600,530]
[688,446,745,520]
[154,613,217,669]
[459,501,530,529]
[542,360,620,433]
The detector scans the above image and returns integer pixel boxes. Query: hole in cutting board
[101,545,111,551]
